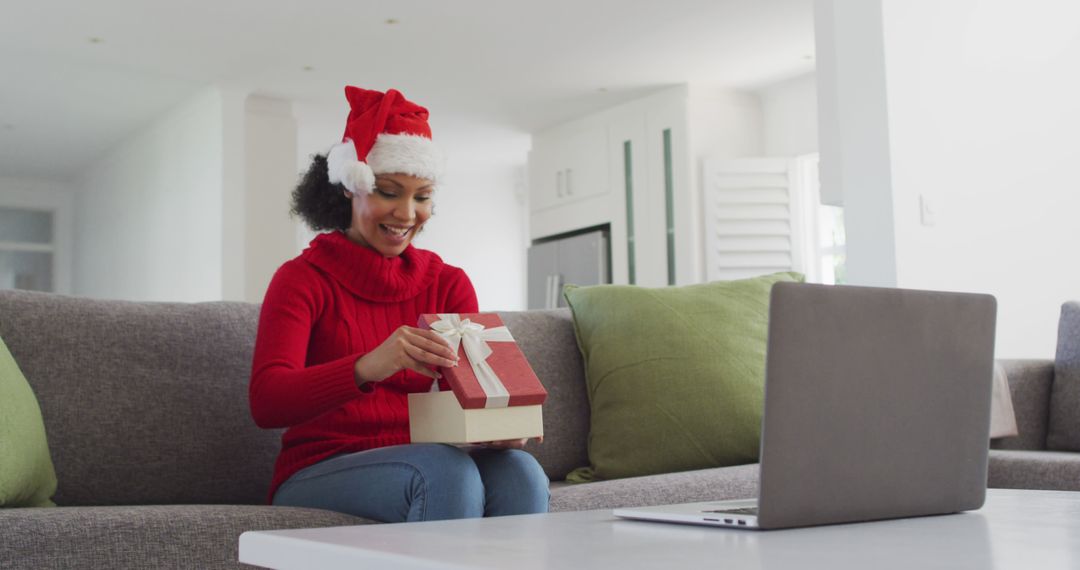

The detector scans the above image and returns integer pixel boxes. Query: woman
[249,86,549,522]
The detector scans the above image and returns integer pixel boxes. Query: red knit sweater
[249,231,478,501]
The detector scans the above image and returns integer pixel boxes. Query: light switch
[919,194,936,227]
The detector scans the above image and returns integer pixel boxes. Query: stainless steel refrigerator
[527,228,610,309]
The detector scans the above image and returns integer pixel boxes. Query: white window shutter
[703,157,814,282]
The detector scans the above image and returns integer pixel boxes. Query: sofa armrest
[991,359,1054,451]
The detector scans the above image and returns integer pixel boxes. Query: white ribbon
[429,314,516,408]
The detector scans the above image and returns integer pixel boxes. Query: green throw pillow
[0,334,57,507]
[564,271,803,482]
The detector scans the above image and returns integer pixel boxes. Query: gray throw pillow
[1047,301,1080,451]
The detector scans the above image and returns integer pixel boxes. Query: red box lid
[417,313,548,409]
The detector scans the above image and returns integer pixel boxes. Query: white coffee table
[240,489,1080,569]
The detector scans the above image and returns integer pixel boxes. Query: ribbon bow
[430,314,516,408]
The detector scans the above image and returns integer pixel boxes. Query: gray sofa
[0,290,1075,569]
[989,301,1080,489]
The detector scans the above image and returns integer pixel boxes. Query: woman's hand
[354,326,459,386]
[481,436,543,450]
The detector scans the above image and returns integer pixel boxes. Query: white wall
[219,86,248,301]
[293,101,345,251]
[413,157,528,312]
[687,86,763,162]
[58,87,526,307]
[400,118,530,312]
[243,95,299,303]
[75,87,224,302]
[759,72,819,158]
[292,101,530,311]
[880,0,1080,358]
[74,87,303,304]
[817,0,1080,358]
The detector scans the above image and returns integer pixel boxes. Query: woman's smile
[379,223,414,243]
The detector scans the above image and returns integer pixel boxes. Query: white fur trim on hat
[367,133,444,183]
[327,140,375,194]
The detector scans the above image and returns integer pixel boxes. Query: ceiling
[0,0,815,181]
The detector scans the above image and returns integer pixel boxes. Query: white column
[220,85,248,302]
[243,96,299,303]
[814,0,898,287]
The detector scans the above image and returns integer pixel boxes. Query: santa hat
[326,86,444,194]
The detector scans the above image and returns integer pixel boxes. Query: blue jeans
[272,443,550,522]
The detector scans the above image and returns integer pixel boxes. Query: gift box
[417,313,547,408]
[408,391,543,444]
[409,313,546,444]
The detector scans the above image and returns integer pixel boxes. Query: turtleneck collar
[301,231,445,302]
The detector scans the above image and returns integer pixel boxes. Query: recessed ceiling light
[302,65,315,72]
[385,18,399,25]
[88,37,105,44]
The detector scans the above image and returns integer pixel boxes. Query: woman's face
[345,173,434,257]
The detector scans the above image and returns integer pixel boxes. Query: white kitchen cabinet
[528,123,609,212]
[529,85,731,288]
[604,109,646,287]
[605,105,689,288]
[0,185,73,295]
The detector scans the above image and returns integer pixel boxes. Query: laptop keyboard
[703,506,759,515]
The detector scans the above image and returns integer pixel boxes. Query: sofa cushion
[1047,301,1080,451]
[0,333,57,508]
[0,504,367,570]
[988,449,1080,492]
[549,463,759,512]
[563,272,802,482]
[0,290,277,506]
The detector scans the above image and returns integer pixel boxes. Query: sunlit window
[818,204,846,285]
[795,154,846,286]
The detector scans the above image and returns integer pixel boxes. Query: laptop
[613,282,997,530]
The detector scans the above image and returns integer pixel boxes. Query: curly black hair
[291,154,352,232]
